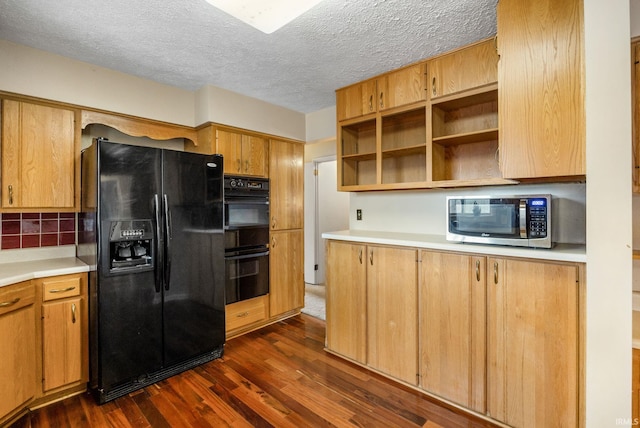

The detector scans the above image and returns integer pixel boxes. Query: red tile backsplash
[1,213,77,250]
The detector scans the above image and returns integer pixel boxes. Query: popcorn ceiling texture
[0,0,497,113]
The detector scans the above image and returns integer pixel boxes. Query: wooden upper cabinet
[269,139,303,231]
[428,38,498,99]
[193,125,268,177]
[497,0,585,179]
[336,78,377,121]
[632,40,640,192]
[377,63,427,111]
[1,99,79,211]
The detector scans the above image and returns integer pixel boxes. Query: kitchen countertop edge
[0,257,90,288]
[322,230,587,263]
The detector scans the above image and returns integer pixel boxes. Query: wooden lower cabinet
[0,281,36,423]
[325,240,583,427]
[420,251,486,412]
[38,273,88,395]
[269,229,304,318]
[226,295,269,333]
[325,240,367,363]
[367,245,418,385]
[487,257,581,428]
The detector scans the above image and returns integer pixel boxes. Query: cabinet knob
[432,77,437,97]
[245,160,249,172]
[369,95,373,112]
[71,303,77,324]
[358,248,363,264]
[236,159,241,172]
[475,259,481,282]
[493,261,499,284]
[379,92,384,109]
[8,184,13,205]
[369,250,374,265]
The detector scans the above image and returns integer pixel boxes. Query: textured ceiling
[0,0,497,114]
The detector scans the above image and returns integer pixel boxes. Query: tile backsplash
[1,213,76,250]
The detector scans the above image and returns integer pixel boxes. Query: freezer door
[95,140,164,392]
[162,150,225,366]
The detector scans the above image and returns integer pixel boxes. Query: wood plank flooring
[15,314,498,427]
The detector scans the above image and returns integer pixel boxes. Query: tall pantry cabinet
[268,139,305,318]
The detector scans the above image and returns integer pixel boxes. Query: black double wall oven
[224,176,270,304]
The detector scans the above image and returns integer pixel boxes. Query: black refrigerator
[78,138,225,403]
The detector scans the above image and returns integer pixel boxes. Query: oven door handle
[224,198,269,205]
[225,250,270,261]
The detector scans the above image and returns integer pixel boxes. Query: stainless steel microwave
[446,195,552,248]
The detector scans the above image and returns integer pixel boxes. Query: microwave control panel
[528,199,548,238]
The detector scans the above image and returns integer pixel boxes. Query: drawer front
[42,275,82,301]
[0,280,35,316]
[226,295,268,332]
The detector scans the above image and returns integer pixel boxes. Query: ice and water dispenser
[108,220,154,272]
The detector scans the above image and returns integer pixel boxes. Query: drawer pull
[236,311,249,318]
[0,297,20,308]
[48,286,76,294]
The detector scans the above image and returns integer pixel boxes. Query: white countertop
[322,230,587,263]
[0,257,90,288]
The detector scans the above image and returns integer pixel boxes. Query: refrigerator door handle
[152,194,162,293]
[163,194,172,290]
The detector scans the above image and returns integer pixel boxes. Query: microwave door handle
[519,200,528,238]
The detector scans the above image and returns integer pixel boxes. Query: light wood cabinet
[269,229,304,317]
[225,295,269,333]
[337,37,512,191]
[497,0,585,179]
[269,139,304,231]
[325,240,367,363]
[632,39,640,192]
[367,245,418,385]
[0,281,36,423]
[336,78,377,121]
[487,257,581,427]
[194,125,268,177]
[429,39,498,99]
[377,63,427,111]
[419,251,486,413]
[1,99,80,211]
[38,273,87,394]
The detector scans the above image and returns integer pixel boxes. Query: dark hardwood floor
[15,314,498,427]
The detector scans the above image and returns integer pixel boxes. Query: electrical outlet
[356,209,362,221]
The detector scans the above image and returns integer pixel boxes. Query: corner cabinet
[268,139,304,318]
[1,99,80,212]
[0,281,36,424]
[497,0,585,179]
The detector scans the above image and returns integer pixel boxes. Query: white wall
[0,40,306,140]
[584,1,632,426]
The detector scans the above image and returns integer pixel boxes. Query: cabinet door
[377,63,427,111]
[497,0,585,179]
[0,282,36,420]
[42,297,84,392]
[367,245,418,384]
[269,139,304,231]
[241,135,268,177]
[420,251,486,412]
[325,240,367,363]
[216,128,242,175]
[428,39,498,99]
[2,99,76,210]
[487,258,580,427]
[336,79,377,121]
[269,229,304,317]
